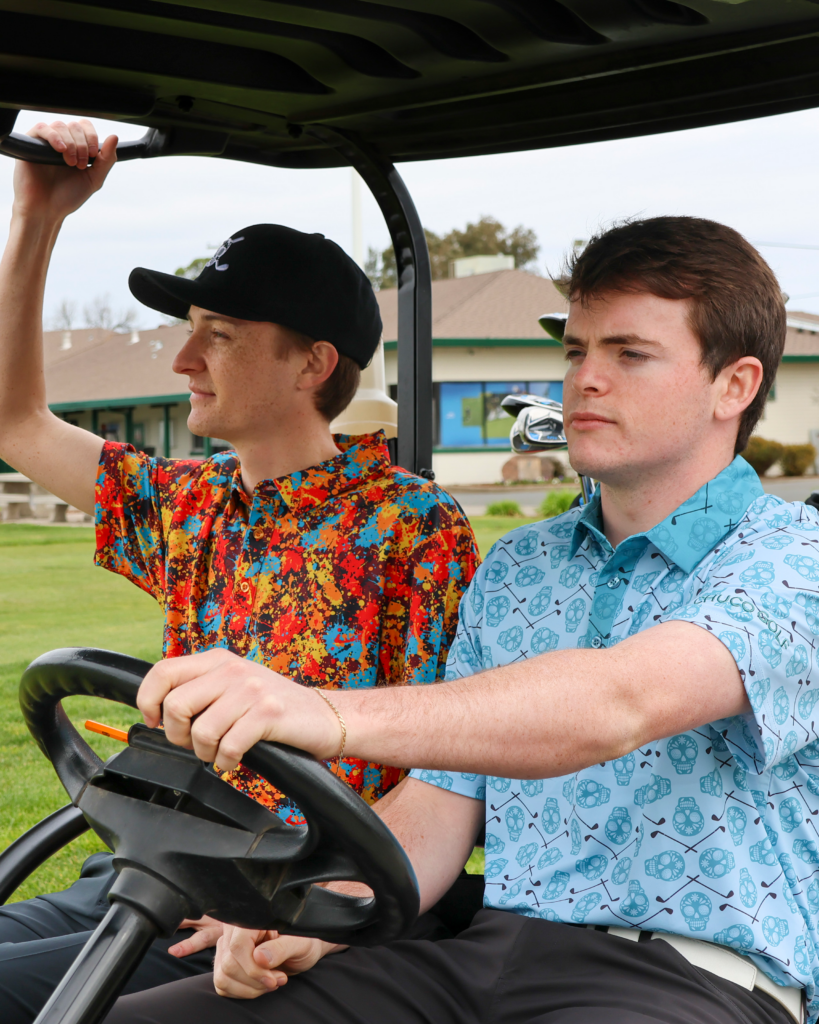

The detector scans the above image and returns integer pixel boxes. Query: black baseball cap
[128,224,382,368]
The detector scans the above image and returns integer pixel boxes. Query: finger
[137,649,237,726]
[77,118,99,159]
[66,121,90,170]
[26,121,72,160]
[51,121,79,166]
[210,709,271,772]
[163,666,258,754]
[215,930,283,996]
[86,133,118,191]
[168,926,222,958]
[253,935,315,973]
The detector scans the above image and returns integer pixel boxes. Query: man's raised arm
[0,120,117,514]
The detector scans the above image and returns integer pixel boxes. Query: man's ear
[296,340,339,391]
[713,356,764,425]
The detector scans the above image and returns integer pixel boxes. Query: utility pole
[351,168,364,268]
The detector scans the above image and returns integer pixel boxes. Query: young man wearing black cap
[0,120,478,1023]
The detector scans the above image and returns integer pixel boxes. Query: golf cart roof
[1,0,819,168]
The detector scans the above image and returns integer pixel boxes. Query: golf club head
[502,394,567,453]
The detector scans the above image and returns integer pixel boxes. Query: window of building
[437,381,563,448]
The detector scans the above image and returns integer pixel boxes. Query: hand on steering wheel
[20,648,419,948]
[138,648,345,769]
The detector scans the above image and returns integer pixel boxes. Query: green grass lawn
[0,515,538,900]
[0,524,163,901]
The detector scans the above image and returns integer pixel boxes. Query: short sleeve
[662,510,819,773]
[409,562,488,800]
[95,442,202,605]
[384,498,480,687]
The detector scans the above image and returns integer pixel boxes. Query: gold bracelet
[314,688,347,760]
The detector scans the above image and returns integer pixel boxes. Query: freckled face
[172,306,302,445]
[562,291,719,486]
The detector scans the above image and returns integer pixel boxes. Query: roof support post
[122,407,134,447]
[305,126,433,479]
[163,405,172,459]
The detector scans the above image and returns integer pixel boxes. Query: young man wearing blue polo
[119,217,815,1023]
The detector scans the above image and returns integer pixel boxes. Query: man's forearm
[141,624,748,788]
[331,622,750,779]
[0,212,60,441]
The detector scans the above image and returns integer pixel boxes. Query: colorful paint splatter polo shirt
[95,431,478,820]
[412,456,819,1019]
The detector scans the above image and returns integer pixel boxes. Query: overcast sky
[1,105,818,328]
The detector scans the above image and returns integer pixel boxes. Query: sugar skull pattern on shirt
[411,457,819,1021]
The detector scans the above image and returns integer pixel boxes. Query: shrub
[742,436,784,476]
[539,490,578,519]
[486,500,523,517]
[780,444,817,477]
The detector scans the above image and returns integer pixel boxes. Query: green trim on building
[49,393,190,412]
[383,337,562,351]
[781,355,819,363]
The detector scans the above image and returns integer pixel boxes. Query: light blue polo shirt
[411,456,819,1020]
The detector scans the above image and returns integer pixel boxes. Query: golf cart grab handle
[0,128,165,164]
[0,121,229,164]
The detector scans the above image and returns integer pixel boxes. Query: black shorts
[106,910,794,1024]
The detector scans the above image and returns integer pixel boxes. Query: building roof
[379,269,568,343]
[785,312,819,357]
[40,280,819,409]
[44,323,190,409]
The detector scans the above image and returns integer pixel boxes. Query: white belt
[595,927,804,1022]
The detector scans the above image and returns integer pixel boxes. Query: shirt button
[591,636,603,648]
[239,581,250,593]
[607,577,621,589]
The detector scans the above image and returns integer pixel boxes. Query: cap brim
[128,268,206,320]
[538,313,568,341]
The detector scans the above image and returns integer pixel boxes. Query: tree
[48,294,138,332]
[365,216,540,290]
[49,299,77,331]
[82,293,138,332]
[175,256,209,280]
[450,216,539,270]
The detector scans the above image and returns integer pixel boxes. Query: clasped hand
[213,926,333,998]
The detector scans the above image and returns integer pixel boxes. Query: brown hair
[562,216,786,452]
[280,326,361,423]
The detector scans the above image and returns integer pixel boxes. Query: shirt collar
[231,431,392,514]
[568,456,763,572]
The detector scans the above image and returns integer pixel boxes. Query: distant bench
[0,472,71,523]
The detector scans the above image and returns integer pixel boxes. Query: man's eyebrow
[188,313,237,325]
[562,332,662,348]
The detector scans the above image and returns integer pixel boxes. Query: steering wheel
[15,648,419,1024]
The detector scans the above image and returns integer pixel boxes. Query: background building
[4,269,818,485]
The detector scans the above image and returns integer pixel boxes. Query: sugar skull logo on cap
[204,235,245,272]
